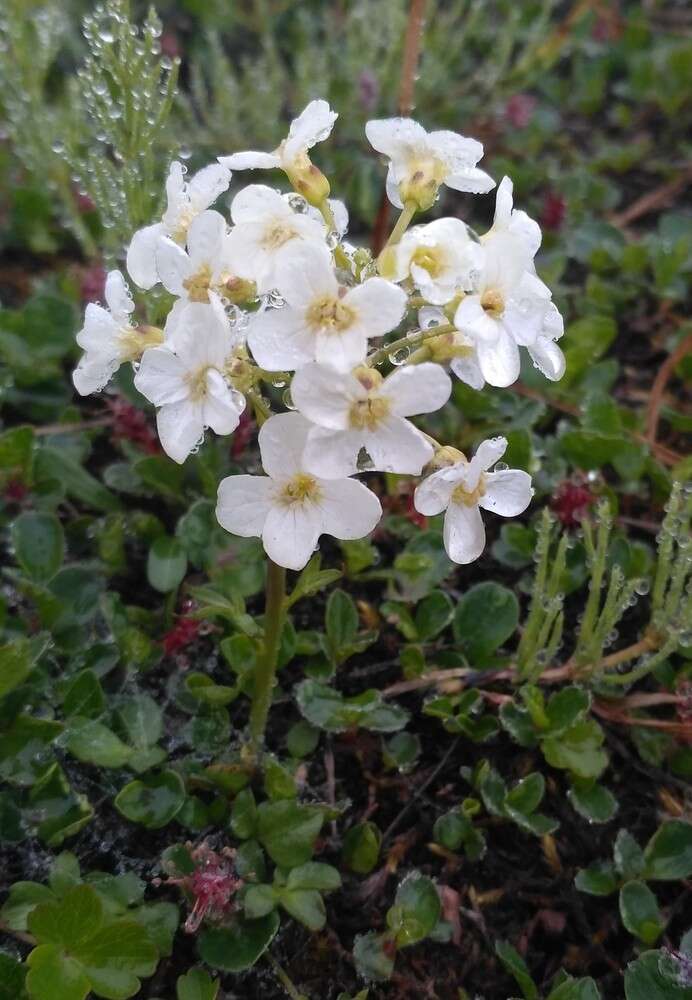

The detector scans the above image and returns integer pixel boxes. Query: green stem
[367,321,454,368]
[249,559,287,757]
[385,199,417,247]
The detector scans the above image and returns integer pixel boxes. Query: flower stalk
[248,558,287,758]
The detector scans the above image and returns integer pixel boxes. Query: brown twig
[34,416,114,436]
[0,920,36,946]
[609,165,692,229]
[644,331,692,447]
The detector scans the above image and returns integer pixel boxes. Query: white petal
[186,162,231,213]
[274,242,337,307]
[428,130,484,170]
[76,304,119,353]
[72,355,120,396]
[216,475,273,537]
[104,270,134,321]
[258,411,312,479]
[480,470,533,517]
[454,296,499,343]
[164,162,186,212]
[172,301,234,369]
[474,436,508,471]
[290,363,354,429]
[155,238,192,296]
[529,336,566,381]
[302,427,362,478]
[446,167,496,195]
[219,151,281,171]
[247,307,315,371]
[134,346,187,406]
[450,354,485,390]
[365,117,428,158]
[316,477,382,540]
[262,502,321,571]
[364,417,433,476]
[476,327,521,388]
[314,329,367,372]
[343,278,407,337]
[493,176,514,230]
[509,209,542,258]
[203,369,243,436]
[385,167,404,209]
[385,362,451,417]
[127,223,165,289]
[186,209,227,265]
[230,184,288,224]
[414,467,460,516]
[283,99,338,161]
[444,502,486,564]
[156,400,204,464]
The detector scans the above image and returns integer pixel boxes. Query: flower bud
[285,159,331,207]
[432,445,465,468]
[398,157,446,212]
[223,276,257,305]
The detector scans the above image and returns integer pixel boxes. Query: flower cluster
[73,100,567,569]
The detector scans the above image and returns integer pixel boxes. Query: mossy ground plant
[1,2,691,998]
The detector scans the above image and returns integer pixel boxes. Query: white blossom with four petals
[73,270,144,396]
[414,437,533,564]
[155,209,233,309]
[247,243,407,372]
[383,217,482,305]
[215,412,382,571]
[291,361,452,478]
[126,161,231,290]
[365,117,495,210]
[418,306,485,391]
[134,301,244,464]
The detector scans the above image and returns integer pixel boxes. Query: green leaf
[0,715,63,787]
[342,822,382,874]
[230,789,257,840]
[352,931,395,982]
[256,800,323,867]
[115,770,186,829]
[643,821,692,880]
[11,511,64,582]
[0,952,27,1000]
[286,721,320,759]
[625,950,692,1000]
[26,945,91,1000]
[547,977,602,1000]
[278,888,326,930]
[287,554,342,608]
[414,590,453,641]
[286,862,341,891]
[575,862,619,896]
[495,940,539,1000]
[263,757,296,800]
[198,913,279,972]
[325,589,359,663]
[568,780,618,824]
[243,885,277,920]
[34,447,120,512]
[147,536,187,593]
[0,638,37,699]
[63,671,105,720]
[545,687,590,734]
[295,680,408,734]
[452,582,519,663]
[388,873,440,948]
[614,829,646,880]
[504,773,545,816]
[383,731,421,773]
[176,968,219,1000]
[66,718,133,769]
[29,885,103,950]
[1,882,55,931]
[77,921,158,997]
[185,674,237,708]
[542,719,608,779]
[619,881,664,945]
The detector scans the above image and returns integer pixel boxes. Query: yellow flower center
[183,264,213,303]
[411,245,444,278]
[452,471,487,507]
[349,395,390,431]
[186,365,213,403]
[399,155,447,211]
[279,473,322,505]
[118,325,164,363]
[306,294,355,332]
[170,205,196,244]
[481,288,505,318]
[261,222,297,250]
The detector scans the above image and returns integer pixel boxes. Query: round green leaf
[198,913,279,972]
[342,822,382,874]
[11,511,64,582]
[452,582,519,663]
[619,881,664,945]
[643,820,692,881]
[147,536,188,593]
[66,718,133,769]
[115,770,186,829]
[389,872,441,948]
[257,800,323,868]
[26,945,90,1000]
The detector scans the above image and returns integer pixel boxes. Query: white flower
[224,185,328,295]
[215,411,381,571]
[134,301,244,464]
[126,161,231,290]
[219,99,337,201]
[73,270,159,396]
[382,217,482,304]
[414,437,533,564]
[365,117,494,210]
[247,243,407,372]
[418,307,485,391]
[155,210,233,308]
[453,177,565,387]
[291,361,451,478]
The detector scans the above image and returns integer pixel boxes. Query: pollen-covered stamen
[452,470,487,507]
[411,244,444,278]
[279,472,322,505]
[306,293,355,332]
[349,395,390,431]
[400,155,447,208]
[170,205,196,244]
[481,288,505,318]
[185,365,215,402]
[183,264,213,303]
[261,221,298,250]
